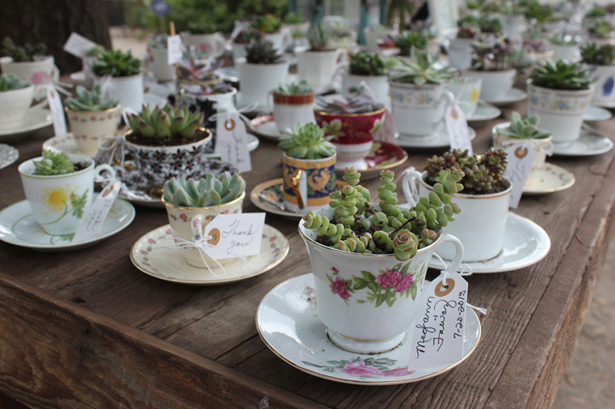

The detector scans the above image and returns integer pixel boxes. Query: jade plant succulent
[389,48,456,85]
[302,168,463,261]
[65,85,119,111]
[251,14,282,34]
[0,73,28,92]
[425,148,509,195]
[315,94,384,114]
[530,60,591,90]
[308,23,332,52]
[2,37,47,62]
[126,105,204,142]
[274,80,313,95]
[394,31,429,56]
[33,151,75,176]
[245,39,283,64]
[349,51,386,76]
[279,123,335,159]
[163,173,246,207]
[581,43,615,66]
[471,36,512,71]
[92,50,141,77]
[497,112,552,139]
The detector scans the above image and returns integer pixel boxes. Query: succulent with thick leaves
[65,85,119,111]
[530,60,591,91]
[581,43,615,66]
[586,6,608,18]
[523,1,555,23]
[274,80,313,95]
[2,38,47,63]
[497,112,552,140]
[92,50,141,77]
[86,45,106,56]
[349,52,386,76]
[589,20,614,40]
[478,16,502,33]
[163,173,246,207]
[251,14,282,34]
[0,74,28,92]
[245,39,283,64]
[126,105,203,140]
[394,31,429,56]
[389,48,456,86]
[279,123,335,159]
[308,23,331,52]
[315,94,384,114]
[33,151,75,176]
[471,36,512,71]
[302,168,463,261]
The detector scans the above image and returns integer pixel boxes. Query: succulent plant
[307,23,332,52]
[245,39,283,64]
[586,6,608,18]
[481,1,501,13]
[274,80,313,95]
[148,34,169,49]
[581,43,615,66]
[530,60,591,91]
[0,73,28,92]
[92,50,141,77]
[126,105,204,140]
[86,45,106,56]
[315,94,384,114]
[457,27,479,39]
[523,1,554,23]
[497,111,552,139]
[425,149,509,195]
[2,37,47,62]
[177,52,221,82]
[394,31,429,56]
[349,51,386,76]
[465,0,481,10]
[589,19,614,40]
[549,33,579,46]
[457,14,479,28]
[233,28,262,44]
[251,14,282,34]
[163,173,246,207]
[285,12,306,24]
[389,48,456,85]
[65,85,119,111]
[279,123,335,159]
[303,168,463,261]
[471,36,513,71]
[478,16,502,34]
[33,151,75,176]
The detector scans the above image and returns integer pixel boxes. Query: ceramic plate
[256,273,482,385]
[467,102,502,122]
[130,224,289,285]
[0,109,52,141]
[249,115,280,141]
[0,144,19,170]
[397,126,476,149]
[584,105,612,122]
[347,142,408,180]
[552,131,614,157]
[429,213,551,273]
[483,88,527,106]
[0,196,135,252]
[590,99,615,109]
[523,163,575,195]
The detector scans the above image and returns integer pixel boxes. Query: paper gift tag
[373,110,397,144]
[409,272,468,369]
[167,35,182,65]
[203,213,265,260]
[503,142,535,209]
[63,33,98,58]
[72,180,121,242]
[47,87,67,136]
[217,113,252,173]
[445,105,473,155]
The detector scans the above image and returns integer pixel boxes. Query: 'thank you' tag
[203,213,265,260]
[217,113,252,173]
[446,105,473,155]
[502,142,535,209]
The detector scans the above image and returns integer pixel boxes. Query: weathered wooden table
[1,97,614,409]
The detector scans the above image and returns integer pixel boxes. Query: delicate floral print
[30,71,50,85]
[331,277,352,300]
[304,357,414,379]
[321,119,343,140]
[41,185,71,214]
[377,269,401,288]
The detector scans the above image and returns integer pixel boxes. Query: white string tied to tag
[208,102,259,127]
[501,139,554,157]
[95,171,152,202]
[432,253,486,315]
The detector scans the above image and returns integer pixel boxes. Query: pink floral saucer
[256,273,482,385]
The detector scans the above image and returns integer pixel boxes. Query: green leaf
[353,278,368,290]
[401,262,410,275]
[410,285,417,300]
[361,271,376,282]
[357,299,365,304]
[375,294,385,307]
[386,296,395,307]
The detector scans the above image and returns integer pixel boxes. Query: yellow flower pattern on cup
[470,89,480,103]
[41,185,73,214]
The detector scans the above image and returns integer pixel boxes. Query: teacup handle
[267,91,274,114]
[437,234,465,275]
[190,214,206,241]
[443,90,456,107]
[94,163,116,182]
[401,167,423,207]
[290,169,306,209]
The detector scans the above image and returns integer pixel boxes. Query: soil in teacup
[73,162,89,172]
[126,129,209,147]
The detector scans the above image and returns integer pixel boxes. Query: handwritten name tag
[409,272,468,368]
[446,105,473,155]
[63,32,98,57]
[203,213,265,260]
[47,87,67,136]
[167,35,182,65]
[73,181,121,242]
[217,112,252,173]
[502,142,534,209]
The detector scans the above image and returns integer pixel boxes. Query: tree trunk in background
[0,0,111,74]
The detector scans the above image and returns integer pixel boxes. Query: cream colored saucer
[523,163,575,195]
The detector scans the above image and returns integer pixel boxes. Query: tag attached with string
[203,213,265,260]
[63,33,98,57]
[502,141,535,209]
[445,105,472,154]
[217,112,252,173]
[72,180,121,242]
[47,87,67,136]
[167,35,182,65]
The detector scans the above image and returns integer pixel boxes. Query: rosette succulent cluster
[394,31,430,56]
[581,43,615,66]
[33,151,75,176]
[274,80,313,95]
[279,123,335,159]
[315,94,383,114]
[0,74,28,92]
[65,85,119,111]
[92,50,141,77]
[163,173,246,207]
[251,14,282,34]
[245,39,283,64]
[530,60,591,91]
[389,48,456,85]
[126,105,203,140]
[303,168,463,261]
[425,148,509,195]
[349,51,386,76]
[497,112,552,140]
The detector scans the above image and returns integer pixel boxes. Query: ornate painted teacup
[588,64,615,106]
[0,56,58,99]
[270,91,316,135]
[66,106,122,157]
[282,153,336,214]
[0,82,46,132]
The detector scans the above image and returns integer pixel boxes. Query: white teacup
[464,69,516,102]
[0,83,46,132]
[148,47,176,82]
[0,56,59,99]
[296,49,347,89]
[446,77,483,118]
[95,73,144,113]
[263,29,293,54]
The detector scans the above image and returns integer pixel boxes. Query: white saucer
[0,195,135,252]
[429,213,551,273]
[130,224,289,285]
[0,144,19,170]
[256,273,482,385]
[483,88,527,106]
[523,163,575,195]
[0,109,52,141]
[249,115,280,141]
[584,105,612,122]
[467,102,502,123]
[397,126,476,149]
[590,99,615,109]
[552,131,614,156]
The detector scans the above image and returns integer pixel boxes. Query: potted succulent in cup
[394,31,431,57]
[124,105,211,187]
[477,16,503,36]
[18,150,114,235]
[388,48,456,137]
[314,93,386,170]
[92,49,143,112]
[237,39,289,108]
[297,23,346,89]
[1,37,56,98]
[403,148,510,262]
[527,60,592,143]
[278,122,336,214]
[177,52,222,88]
[162,173,246,268]
[0,73,41,132]
[231,27,262,64]
[299,167,464,354]
[465,36,515,102]
[581,43,615,106]
[587,19,615,46]
[501,4,527,40]
[548,34,580,62]
[492,111,553,188]
[181,22,226,58]
[284,12,309,36]
[583,6,608,29]
[271,80,316,135]
[342,51,390,108]
[251,14,290,54]
[449,26,480,71]
[65,85,121,157]
[147,34,176,82]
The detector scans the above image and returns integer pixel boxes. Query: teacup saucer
[256,273,482,385]
[130,224,289,285]
[522,163,575,195]
[552,131,614,157]
[466,101,502,123]
[429,213,551,274]
[249,115,281,142]
[343,142,408,180]
[0,144,19,170]
[396,125,476,149]
[590,99,615,109]
[0,195,135,252]
[0,109,52,141]
[483,88,527,106]
[584,105,612,122]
